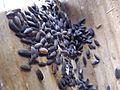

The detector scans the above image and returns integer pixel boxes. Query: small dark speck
[74,68,77,73]
[112,56,116,60]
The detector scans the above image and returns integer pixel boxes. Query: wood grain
[0,12,60,90]
[1,0,120,90]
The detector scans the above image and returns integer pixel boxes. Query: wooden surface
[60,0,120,90]
[0,12,60,90]
[0,0,120,90]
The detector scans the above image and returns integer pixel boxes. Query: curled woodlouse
[36,69,44,80]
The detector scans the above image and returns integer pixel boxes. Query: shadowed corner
[59,0,83,23]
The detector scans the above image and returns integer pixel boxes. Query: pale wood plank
[1,0,120,90]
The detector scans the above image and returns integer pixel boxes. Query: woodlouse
[20,64,31,71]
[9,19,20,32]
[36,69,44,81]
[18,48,31,57]
[115,67,120,79]
[39,48,48,55]
[94,39,100,47]
[82,56,87,67]
[13,15,22,28]
[38,62,46,67]
[6,1,101,90]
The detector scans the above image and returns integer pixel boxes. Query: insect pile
[6,0,101,90]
